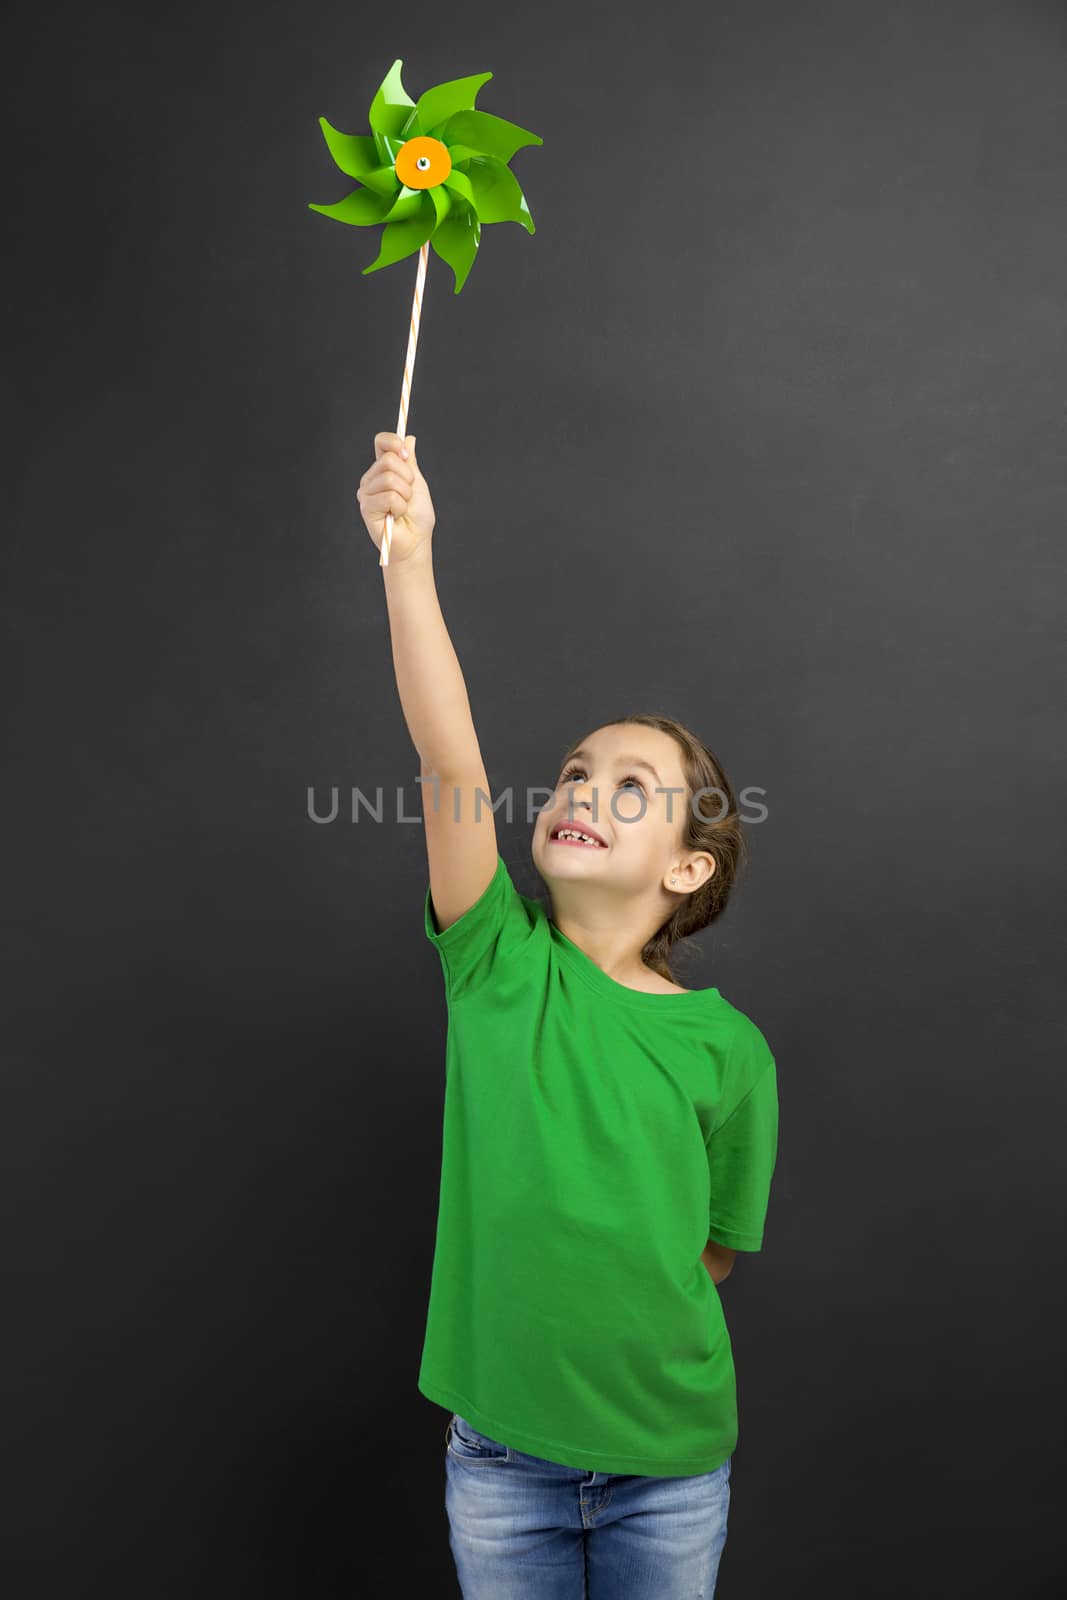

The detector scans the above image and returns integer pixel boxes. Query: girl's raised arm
[358,431,498,933]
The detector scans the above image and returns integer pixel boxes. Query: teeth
[557,829,601,846]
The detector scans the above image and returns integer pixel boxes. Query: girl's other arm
[701,1239,736,1284]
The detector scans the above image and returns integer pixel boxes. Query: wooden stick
[380,241,430,567]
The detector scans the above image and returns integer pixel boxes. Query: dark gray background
[3,0,1064,1593]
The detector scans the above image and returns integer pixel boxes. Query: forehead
[563,728,683,785]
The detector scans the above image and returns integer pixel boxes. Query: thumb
[406,435,416,457]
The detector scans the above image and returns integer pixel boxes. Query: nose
[564,790,596,819]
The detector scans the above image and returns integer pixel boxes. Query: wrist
[381,534,434,572]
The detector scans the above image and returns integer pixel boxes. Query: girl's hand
[357,432,435,563]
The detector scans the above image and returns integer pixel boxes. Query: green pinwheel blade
[438,108,543,164]
[441,167,476,210]
[466,156,536,233]
[367,59,417,164]
[316,120,397,197]
[430,206,480,296]
[381,188,427,224]
[414,71,493,138]
[308,188,394,226]
[428,184,454,228]
[361,195,438,277]
[308,185,425,227]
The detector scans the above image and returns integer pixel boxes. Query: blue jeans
[444,1412,732,1598]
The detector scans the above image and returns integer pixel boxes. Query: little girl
[358,432,779,1599]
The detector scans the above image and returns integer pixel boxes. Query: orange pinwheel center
[394,135,452,190]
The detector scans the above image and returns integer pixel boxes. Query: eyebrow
[563,748,664,786]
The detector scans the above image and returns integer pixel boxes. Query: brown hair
[559,712,749,985]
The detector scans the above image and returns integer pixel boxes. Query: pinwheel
[309,59,543,565]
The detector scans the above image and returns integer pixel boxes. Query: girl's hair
[559,712,749,985]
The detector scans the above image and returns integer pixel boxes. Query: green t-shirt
[418,852,779,1478]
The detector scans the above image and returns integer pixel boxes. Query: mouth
[549,821,608,849]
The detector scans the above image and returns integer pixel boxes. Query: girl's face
[532,724,691,901]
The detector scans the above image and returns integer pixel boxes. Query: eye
[558,764,644,793]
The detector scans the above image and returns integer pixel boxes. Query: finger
[363,490,409,517]
[369,464,415,486]
[365,485,409,511]
[374,431,407,462]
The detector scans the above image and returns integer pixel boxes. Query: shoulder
[423,854,544,1003]
[715,996,775,1057]
[715,1000,777,1102]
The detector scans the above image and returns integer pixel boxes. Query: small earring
[670,877,676,884]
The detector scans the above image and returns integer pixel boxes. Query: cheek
[615,802,655,837]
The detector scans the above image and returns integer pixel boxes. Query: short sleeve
[423,853,538,1004]
[704,1033,779,1251]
